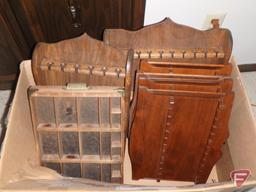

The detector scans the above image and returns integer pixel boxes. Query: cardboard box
[0,59,256,191]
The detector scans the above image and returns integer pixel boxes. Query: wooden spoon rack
[104,18,234,183]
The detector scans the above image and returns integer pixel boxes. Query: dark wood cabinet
[0,0,146,89]
[0,16,20,76]
[8,0,84,47]
[8,0,146,49]
[0,0,30,89]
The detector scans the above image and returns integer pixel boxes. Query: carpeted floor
[0,90,13,147]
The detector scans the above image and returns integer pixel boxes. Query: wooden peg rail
[133,49,225,60]
[40,59,126,78]
[104,18,233,64]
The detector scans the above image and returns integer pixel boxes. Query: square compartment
[60,132,80,159]
[82,163,101,181]
[111,132,121,146]
[99,97,110,128]
[111,97,121,110]
[101,132,111,157]
[55,97,77,127]
[39,132,58,157]
[111,147,121,160]
[111,114,121,128]
[81,132,100,157]
[63,163,81,178]
[102,164,111,182]
[78,97,99,128]
[31,97,55,128]
[111,164,122,183]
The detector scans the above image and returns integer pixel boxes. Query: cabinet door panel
[9,0,84,44]
[0,0,30,89]
[9,0,145,44]
[0,15,22,76]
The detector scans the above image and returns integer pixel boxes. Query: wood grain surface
[32,33,133,87]
[105,18,234,183]
[129,78,234,183]
[104,18,233,65]
[9,0,146,44]
[140,60,233,76]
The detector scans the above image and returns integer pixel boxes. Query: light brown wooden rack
[28,86,127,183]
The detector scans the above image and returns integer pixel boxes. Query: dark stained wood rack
[104,18,234,183]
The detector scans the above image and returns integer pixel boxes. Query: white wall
[144,0,256,64]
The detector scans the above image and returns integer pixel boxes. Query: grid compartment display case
[28,86,126,183]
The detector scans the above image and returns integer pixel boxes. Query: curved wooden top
[104,18,233,63]
[32,33,129,86]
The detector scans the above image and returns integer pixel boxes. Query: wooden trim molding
[0,74,18,90]
[0,74,17,81]
[238,63,256,72]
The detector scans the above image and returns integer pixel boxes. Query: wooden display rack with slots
[28,86,125,183]
[104,18,234,183]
